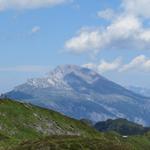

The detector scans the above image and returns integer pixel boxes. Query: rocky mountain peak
[24,65,103,89]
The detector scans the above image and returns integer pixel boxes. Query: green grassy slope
[0,98,99,149]
[14,135,133,150]
[12,132,150,150]
[1,98,150,150]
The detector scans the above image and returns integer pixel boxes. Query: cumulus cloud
[65,15,150,53]
[0,0,70,10]
[65,0,150,55]
[122,0,150,18]
[83,55,150,74]
[98,58,122,73]
[97,8,116,20]
[83,58,122,73]
[0,65,50,73]
[65,28,103,54]
[120,55,150,72]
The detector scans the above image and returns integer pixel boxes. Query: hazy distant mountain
[6,65,150,125]
[126,86,150,97]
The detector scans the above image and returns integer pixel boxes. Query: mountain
[126,86,150,97]
[6,65,150,125]
[95,118,150,135]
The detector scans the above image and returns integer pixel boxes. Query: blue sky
[0,0,150,93]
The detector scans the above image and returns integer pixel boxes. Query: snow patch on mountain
[23,65,102,90]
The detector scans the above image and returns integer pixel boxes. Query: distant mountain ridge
[95,118,150,135]
[6,65,150,125]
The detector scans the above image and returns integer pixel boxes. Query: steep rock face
[6,65,150,125]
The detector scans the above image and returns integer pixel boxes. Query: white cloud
[65,15,150,53]
[65,28,103,54]
[120,55,150,72]
[83,58,122,73]
[0,65,50,73]
[83,55,150,74]
[31,26,41,33]
[97,8,116,20]
[65,0,150,54]
[98,58,122,73]
[82,63,97,70]
[0,0,70,10]
[122,0,150,18]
